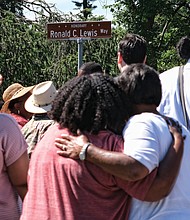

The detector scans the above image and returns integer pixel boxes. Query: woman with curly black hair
[50,73,129,135]
[21,73,164,220]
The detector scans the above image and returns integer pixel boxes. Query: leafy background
[0,0,190,98]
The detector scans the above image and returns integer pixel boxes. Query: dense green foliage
[0,0,190,98]
[0,0,23,15]
[109,0,190,70]
[0,1,120,97]
[72,0,97,19]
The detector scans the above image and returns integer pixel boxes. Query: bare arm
[55,134,149,181]
[85,145,148,181]
[55,123,184,199]
[115,125,184,202]
[7,151,29,201]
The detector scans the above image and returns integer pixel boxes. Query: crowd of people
[0,33,190,220]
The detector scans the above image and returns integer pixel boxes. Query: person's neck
[118,57,147,73]
[119,63,130,73]
[131,104,160,116]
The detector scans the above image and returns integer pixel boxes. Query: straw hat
[24,81,57,114]
[1,83,34,113]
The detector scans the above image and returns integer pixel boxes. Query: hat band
[12,88,24,98]
[33,103,51,107]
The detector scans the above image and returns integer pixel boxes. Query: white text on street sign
[47,21,111,40]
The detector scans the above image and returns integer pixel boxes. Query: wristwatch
[79,143,91,161]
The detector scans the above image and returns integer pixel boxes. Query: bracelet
[79,142,91,161]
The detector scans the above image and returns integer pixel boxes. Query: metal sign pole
[77,38,83,70]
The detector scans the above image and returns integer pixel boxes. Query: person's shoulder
[87,130,124,152]
[159,66,180,88]
[127,113,166,128]
[1,114,26,136]
[36,119,55,131]
[21,118,33,133]
[0,113,18,127]
[130,112,159,121]
[0,113,14,120]
[88,130,122,141]
[39,122,59,136]
[160,66,179,79]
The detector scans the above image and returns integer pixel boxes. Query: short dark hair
[176,35,190,60]
[50,73,130,135]
[116,64,161,107]
[118,33,147,65]
[78,62,104,76]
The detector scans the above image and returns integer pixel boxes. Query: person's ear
[143,55,147,64]
[118,52,124,72]
[14,102,20,110]
[117,51,123,65]
[11,102,21,114]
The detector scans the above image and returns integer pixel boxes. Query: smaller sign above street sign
[47,21,111,40]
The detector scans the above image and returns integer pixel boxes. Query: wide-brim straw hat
[24,81,57,114]
[1,83,34,113]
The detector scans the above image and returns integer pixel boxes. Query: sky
[25,0,114,20]
[46,0,114,20]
